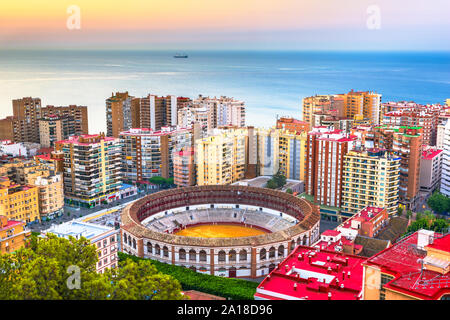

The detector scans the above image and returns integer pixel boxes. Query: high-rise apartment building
[0,117,16,141]
[392,127,423,210]
[193,95,246,130]
[255,128,280,177]
[383,110,436,145]
[196,128,251,185]
[341,148,400,217]
[305,127,356,208]
[39,115,64,148]
[339,90,382,125]
[120,126,193,183]
[254,127,307,180]
[440,121,450,197]
[106,92,134,137]
[12,97,42,143]
[39,112,90,148]
[173,147,196,187]
[177,105,209,130]
[41,105,89,136]
[278,130,307,181]
[374,126,423,209]
[312,114,354,133]
[56,133,122,208]
[135,94,180,131]
[302,95,344,127]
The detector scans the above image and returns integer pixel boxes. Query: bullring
[121,185,320,278]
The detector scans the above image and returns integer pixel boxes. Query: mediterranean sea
[0,50,448,133]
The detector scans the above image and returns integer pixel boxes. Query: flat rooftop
[364,232,450,300]
[232,176,303,189]
[255,245,366,300]
[44,220,116,240]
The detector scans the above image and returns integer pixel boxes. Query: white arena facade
[121,185,320,278]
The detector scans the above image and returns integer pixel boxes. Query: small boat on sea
[174,53,188,58]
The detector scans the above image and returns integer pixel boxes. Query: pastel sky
[1,0,449,50]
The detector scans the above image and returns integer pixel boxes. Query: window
[380,274,394,300]
[218,250,226,262]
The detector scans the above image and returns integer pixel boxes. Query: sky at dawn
[1,0,449,50]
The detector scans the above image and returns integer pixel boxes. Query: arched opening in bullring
[179,249,186,260]
[278,245,285,257]
[218,250,226,262]
[229,250,236,262]
[239,249,247,261]
[260,249,267,261]
[147,242,152,254]
[269,263,276,273]
[189,249,196,261]
[269,247,276,258]
[199,250,207,262]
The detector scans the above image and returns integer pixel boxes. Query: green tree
[431,219,450,233]
[406,209,413,219]
[148,176,166,185]
[107,259,184,300]
[427,192,450,215]
[397,207,403,216]
[286,188,293,194]
[273,171,286,188]
[266,179,277,189]
[0,234,183,300]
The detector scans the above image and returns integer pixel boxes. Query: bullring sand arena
[175,224,267,238]
[121,185,320,278]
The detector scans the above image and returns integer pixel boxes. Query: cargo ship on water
[174,53,188,58]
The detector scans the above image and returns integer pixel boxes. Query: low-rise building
[276,117,310,133]
[0,215,31,254]
[0,177,40,223]
[337,207,389,239]
[43,220,120,274]
[363,230,450,300]
[254,245,367,300]
[31,173,64,220]
[0,140,40,158]
[419,147,443,193]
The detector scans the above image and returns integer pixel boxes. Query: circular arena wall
[121,185,320,278]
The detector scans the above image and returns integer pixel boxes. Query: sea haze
[0,50,449,134]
